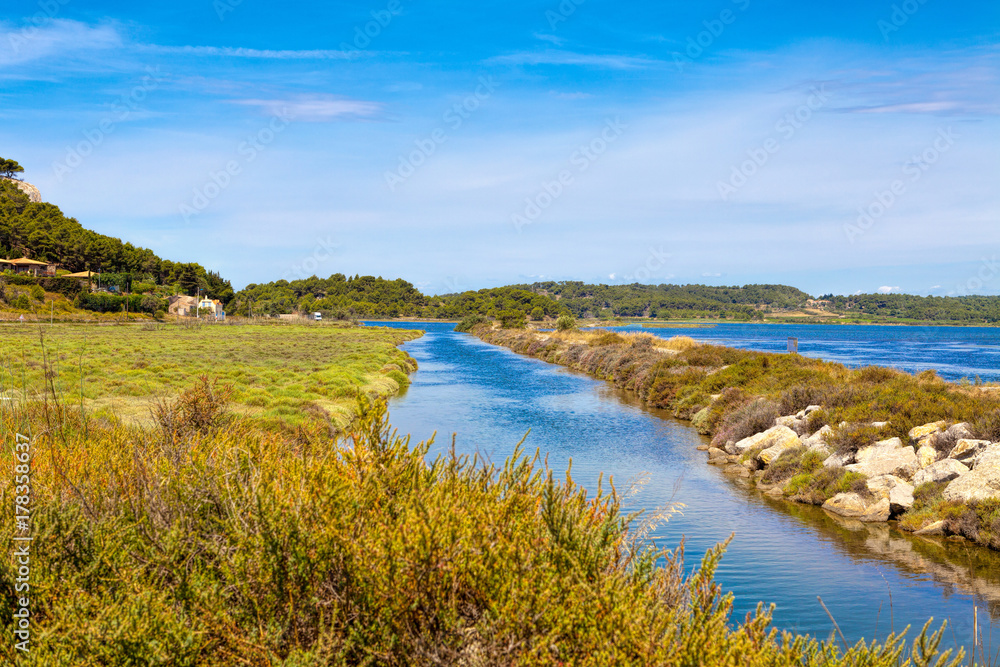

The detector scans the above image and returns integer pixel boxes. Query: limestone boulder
[865,475,914,515]
[822,493,891,522]
[974,445,1000,469]
[914,520,947,536]
[846,438,919,480]
[942,459,1000,503]
[917,445,938,469]
[795,405,823,420]
[946,422,975,441]
[731,426,801,456]
[908,421,947,442]
[776,415,808,435]
[707,447,729,464]
[949,439,991,465]
[803,425,834,450]
[912,459,969,487]
[824,450,854,468]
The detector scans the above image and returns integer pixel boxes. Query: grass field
[0,321,421,430]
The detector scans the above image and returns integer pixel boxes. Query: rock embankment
[709,414,1000,535]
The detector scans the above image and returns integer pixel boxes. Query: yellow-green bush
[0,396,966,666]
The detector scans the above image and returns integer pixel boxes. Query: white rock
[942,459,1000,503]
[823,493,891,522]
[865,475,914,515]
[731,425,801,456]
[803,425,834,450]
[914,520,946,536]
[917,445,937,469]
[909,421,948,441]
[912,459,970,487]
[949,439,991,464]
[824,451,854,468]
[846,438,919,480]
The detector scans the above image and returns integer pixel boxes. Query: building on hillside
[198,297,225,320]
[59,270,97,287]
[1,257,57,277]
[168,295,199,317]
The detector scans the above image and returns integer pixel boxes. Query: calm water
[610,322,1000,382]
[365,321,1000,655]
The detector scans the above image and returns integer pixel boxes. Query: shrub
[828,423,885,456]
[30,284,45,300]
[11,294,30,310]
[972,409,1000,441]
[455,313,491,333]
[590,330,625,347]
[497,309,526,329]
[556,314,576,331]
[760,446,806,484]
[530,306,545,321]
[711,398,779,448]
[153,375,233,442]
[133,281,156,294]
[154,309,166,321]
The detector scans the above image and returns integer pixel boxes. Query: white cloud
[233,96,383,122]
[139,45,359,60]
[489,50,659,70]
[0,20,121,66]
[877,286,901,294]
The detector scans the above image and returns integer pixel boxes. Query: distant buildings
[167,295,225,319]
[0,257,57,277]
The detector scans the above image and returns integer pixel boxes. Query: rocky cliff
[1,177,41,203]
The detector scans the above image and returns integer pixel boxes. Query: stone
[696,444,709,451]
[707,447,729,464]
[776,415,808,435]
[822,493,891,522]
[974,444,1000,469]
[731,426,801,456]
[912,459,970,487]
[945,422,975,441]
[908,421,948,441]
[914,520,947,536]
[865,475,914,515]
[949,439,991,464]
[846,438,919,480]
[803,425,834,450]
[758,439,803,465]
[942,459,1000,503]
[1,177,41,203]
[871,421,890,429]
[764,486,785,498]
[916,445,937,468]
[824,451,854,468]
[722,464,751,479]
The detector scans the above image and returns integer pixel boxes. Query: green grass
[0,321,421,430]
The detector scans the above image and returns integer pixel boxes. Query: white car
[313,312,322,321]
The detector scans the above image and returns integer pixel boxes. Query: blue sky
[2,0,998,296]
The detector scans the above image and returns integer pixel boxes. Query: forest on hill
[0,178,234,304]
[231,275,567,321]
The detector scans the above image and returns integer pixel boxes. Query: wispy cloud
[233,95,383,121]
[489,50,658,70]
[877,286,901,294]
[138,45,360,60]
[0,20,121,66]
